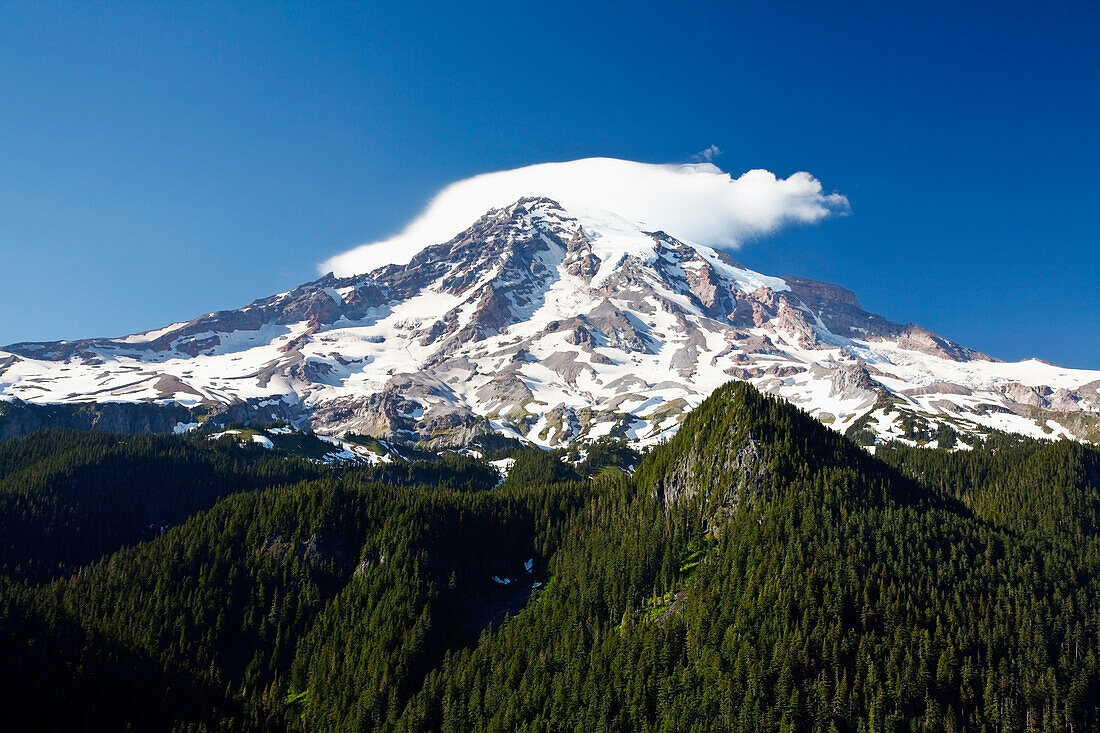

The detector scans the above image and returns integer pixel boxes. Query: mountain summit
[2,196,1098,447]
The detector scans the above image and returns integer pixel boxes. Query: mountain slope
[7,383,1100,731]
[3,197,1098,447]
[392,383,1100,732]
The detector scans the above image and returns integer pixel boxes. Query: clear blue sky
[1,2,1097,367]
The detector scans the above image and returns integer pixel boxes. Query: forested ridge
[2,383,1099,731]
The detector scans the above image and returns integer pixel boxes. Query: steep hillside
[3,384,1100,730]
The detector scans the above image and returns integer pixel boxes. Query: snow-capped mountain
[3,196,1099,448]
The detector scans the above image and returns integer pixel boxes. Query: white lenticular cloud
[320,157,849,276]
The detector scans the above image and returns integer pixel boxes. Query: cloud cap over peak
[321,157,849,276]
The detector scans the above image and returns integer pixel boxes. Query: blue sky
[1,2,1097,366]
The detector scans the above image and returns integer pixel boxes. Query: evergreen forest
[2,382,1099,732]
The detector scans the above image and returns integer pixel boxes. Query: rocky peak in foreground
[2,197,1098,448]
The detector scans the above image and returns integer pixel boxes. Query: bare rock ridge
[2,197,1098,448]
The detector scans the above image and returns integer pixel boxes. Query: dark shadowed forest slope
[2,383,1099,731]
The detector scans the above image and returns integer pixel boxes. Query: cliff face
[0,401,195,440]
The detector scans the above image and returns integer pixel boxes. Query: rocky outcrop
[784,276,895,339]
[0,400,196,440]
[213,396,305,428]
[826,361,885,401]
[901,382,974,397]
[585,300,656,354]
[896,324,992,362]
[653,433,768,511]
[651,234,736,320]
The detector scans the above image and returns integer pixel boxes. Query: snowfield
[2,194,1097,450]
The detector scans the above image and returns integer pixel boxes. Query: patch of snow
[116,321,189,344]
[252,434,274,449]
[490,458,516,486]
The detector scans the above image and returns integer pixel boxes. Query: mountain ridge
[3,196,1098,448]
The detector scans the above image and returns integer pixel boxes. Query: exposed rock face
[2,196,1098,448]
[215,397,304,428]
[803,361,885,405]
[0,401,195,440]
[901,383,974,397]
[786,277,862,308]
[654,434,768,510]
[784,277,892,339]
[1001,382,1051,408]
[896,324,992,362]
